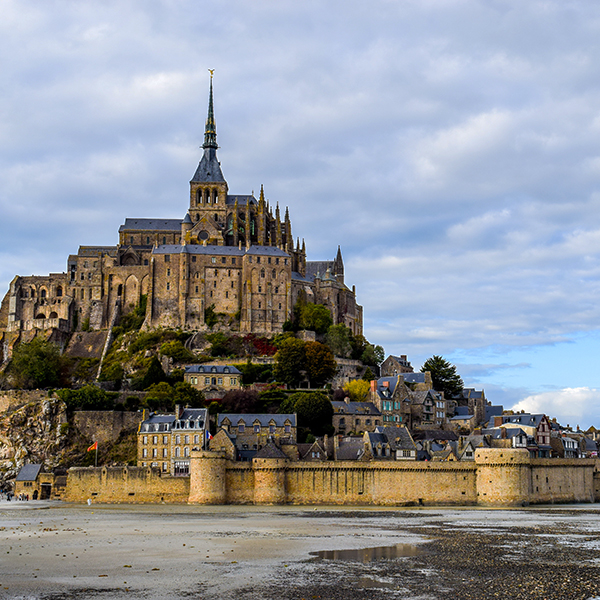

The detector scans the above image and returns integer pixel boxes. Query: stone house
[138,405,208,475]
[493,413,552,458]
[331,399,382,434]
[380,355,414,376]
[409,389,446,429]
[184,364,241,396]
[217,413,297,451]
[365,425,417,460]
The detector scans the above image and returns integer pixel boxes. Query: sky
[2,0,600,427]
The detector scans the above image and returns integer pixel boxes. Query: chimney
[175,404,182,419]
[501,427,507,439]
[494,416,503,427]
[383,380,389,388]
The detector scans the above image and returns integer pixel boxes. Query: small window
[164,255,170,263]
[211,257,216,264]
[163,236,166,245]
[238,424,245,433]
[254,424,260,433]
[285,424,291,433]
[221,257,226,263]
[167,268,170,277]
[268,257,271,264]
[192,256,196,262]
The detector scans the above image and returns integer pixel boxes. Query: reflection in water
[312,543,422,562]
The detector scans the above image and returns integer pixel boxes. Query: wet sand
[1,501,600,599]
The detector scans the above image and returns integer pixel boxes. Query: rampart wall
[63,449,600,506]
[65,466,189,503]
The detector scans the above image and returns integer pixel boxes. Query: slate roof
[291,271,314,283]
[77,246,118,256]
[375,377,400,398]
[152,244,290,258]
[140,409,208,432]
[374,425,416,451]
[226,194,257,206]
[500,414,547,428]
[191,148,225,183]
[454,406,471,417]
[119,218,182,232]
[332,401,380,415]
[484,405,504,424]
[184,365,241,375]
[245,246,290,257]
[255,442,288,459]
[481,427,529,440]
[412,430,458,442]
[218,413,296,427]
[305,260,334,280]
[402,373,427,384]
[336,437,365,460]
[409,390,438,405]
[16,464,42,482]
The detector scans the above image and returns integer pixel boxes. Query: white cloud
[511,388,600,429]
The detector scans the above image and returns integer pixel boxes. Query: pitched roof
[185,365,241,375]
[336,437,365,460]
[402,373,427,384]
[374,425,416,451]
[218,413,296,427]
[255,442,288,459]
[119,218,182,232]
[16,464,42,482]
[226,194,257,206]
[331,401,380,415]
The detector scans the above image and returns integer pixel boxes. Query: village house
[217,413,297,451]
[138,405,208,475]
[184,364,241,396]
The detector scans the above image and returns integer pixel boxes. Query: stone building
[0,74,362,361]
[183,364,241,395]
[217,413,297,451]
[137,405,208,475]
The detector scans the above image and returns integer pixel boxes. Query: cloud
[511,388,600,429]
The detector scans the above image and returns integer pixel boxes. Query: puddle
[311,543,423,562]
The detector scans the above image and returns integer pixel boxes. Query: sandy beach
[1,501,600,599]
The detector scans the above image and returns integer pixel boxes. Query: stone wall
[64,448,600,506]
[65,466,189,503]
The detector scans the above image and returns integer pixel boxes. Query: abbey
[0,76,362,359]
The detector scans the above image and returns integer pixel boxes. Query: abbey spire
[203,70,218,150]
[191,70,226,183]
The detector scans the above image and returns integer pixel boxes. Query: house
[370,425,417,460]
[550,433,580,459]
[184,364,241,396]
[14,464,66,500]
[369,376,411,426]
[458,435,490,461]
[298,439,328,461]
[409,390,446,429]
[482,427,532,453]
[331,399,382,434]
[333,436,366,461]
[449,406,477,433]
[218,413,297,451]
[138,405,208,475]
[380,355,414,376]
[493,413,552,457]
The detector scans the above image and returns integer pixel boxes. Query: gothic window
[56,286,63,297]
[197,189,202,205]
[272,269,276,278]
[162,236,166,245]
[214,192,218,205]
[260,269,265,278]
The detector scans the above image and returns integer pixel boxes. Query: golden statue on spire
[208,69,214,78]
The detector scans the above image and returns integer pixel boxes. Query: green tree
[273,338,306,387]
[10,338,64,389]
[173,381,205,407]
[144,381,174,412]
[421,355,464,398]
[361,343,385,368]
[160,340,195,362]
[56,385,116,411]
[362,366,375,381]
[280,391,333,438]
[141,356,167,390]
[305,341,337,387]
[325,324,352,358]
[299,304,333,334]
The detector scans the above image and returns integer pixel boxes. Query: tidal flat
[1,502,600,600]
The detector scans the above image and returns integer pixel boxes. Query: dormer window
[211,367,217,373]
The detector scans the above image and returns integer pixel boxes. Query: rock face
[0,391,68,482]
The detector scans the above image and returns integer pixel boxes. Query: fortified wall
[64,448,599,506]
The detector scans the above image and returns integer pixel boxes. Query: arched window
[213,191,218,205]
[272,269,276,278]
[56,286,63,297]
[35,313,45,319]
[197,189,202,205]
[206,191,211,204]
[214,214,218,221]
[40,289,47,298]
[261,269,265,278]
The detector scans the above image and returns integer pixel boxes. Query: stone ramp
[64,330,109,359]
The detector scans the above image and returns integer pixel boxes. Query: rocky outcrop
[0,393,68,482]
